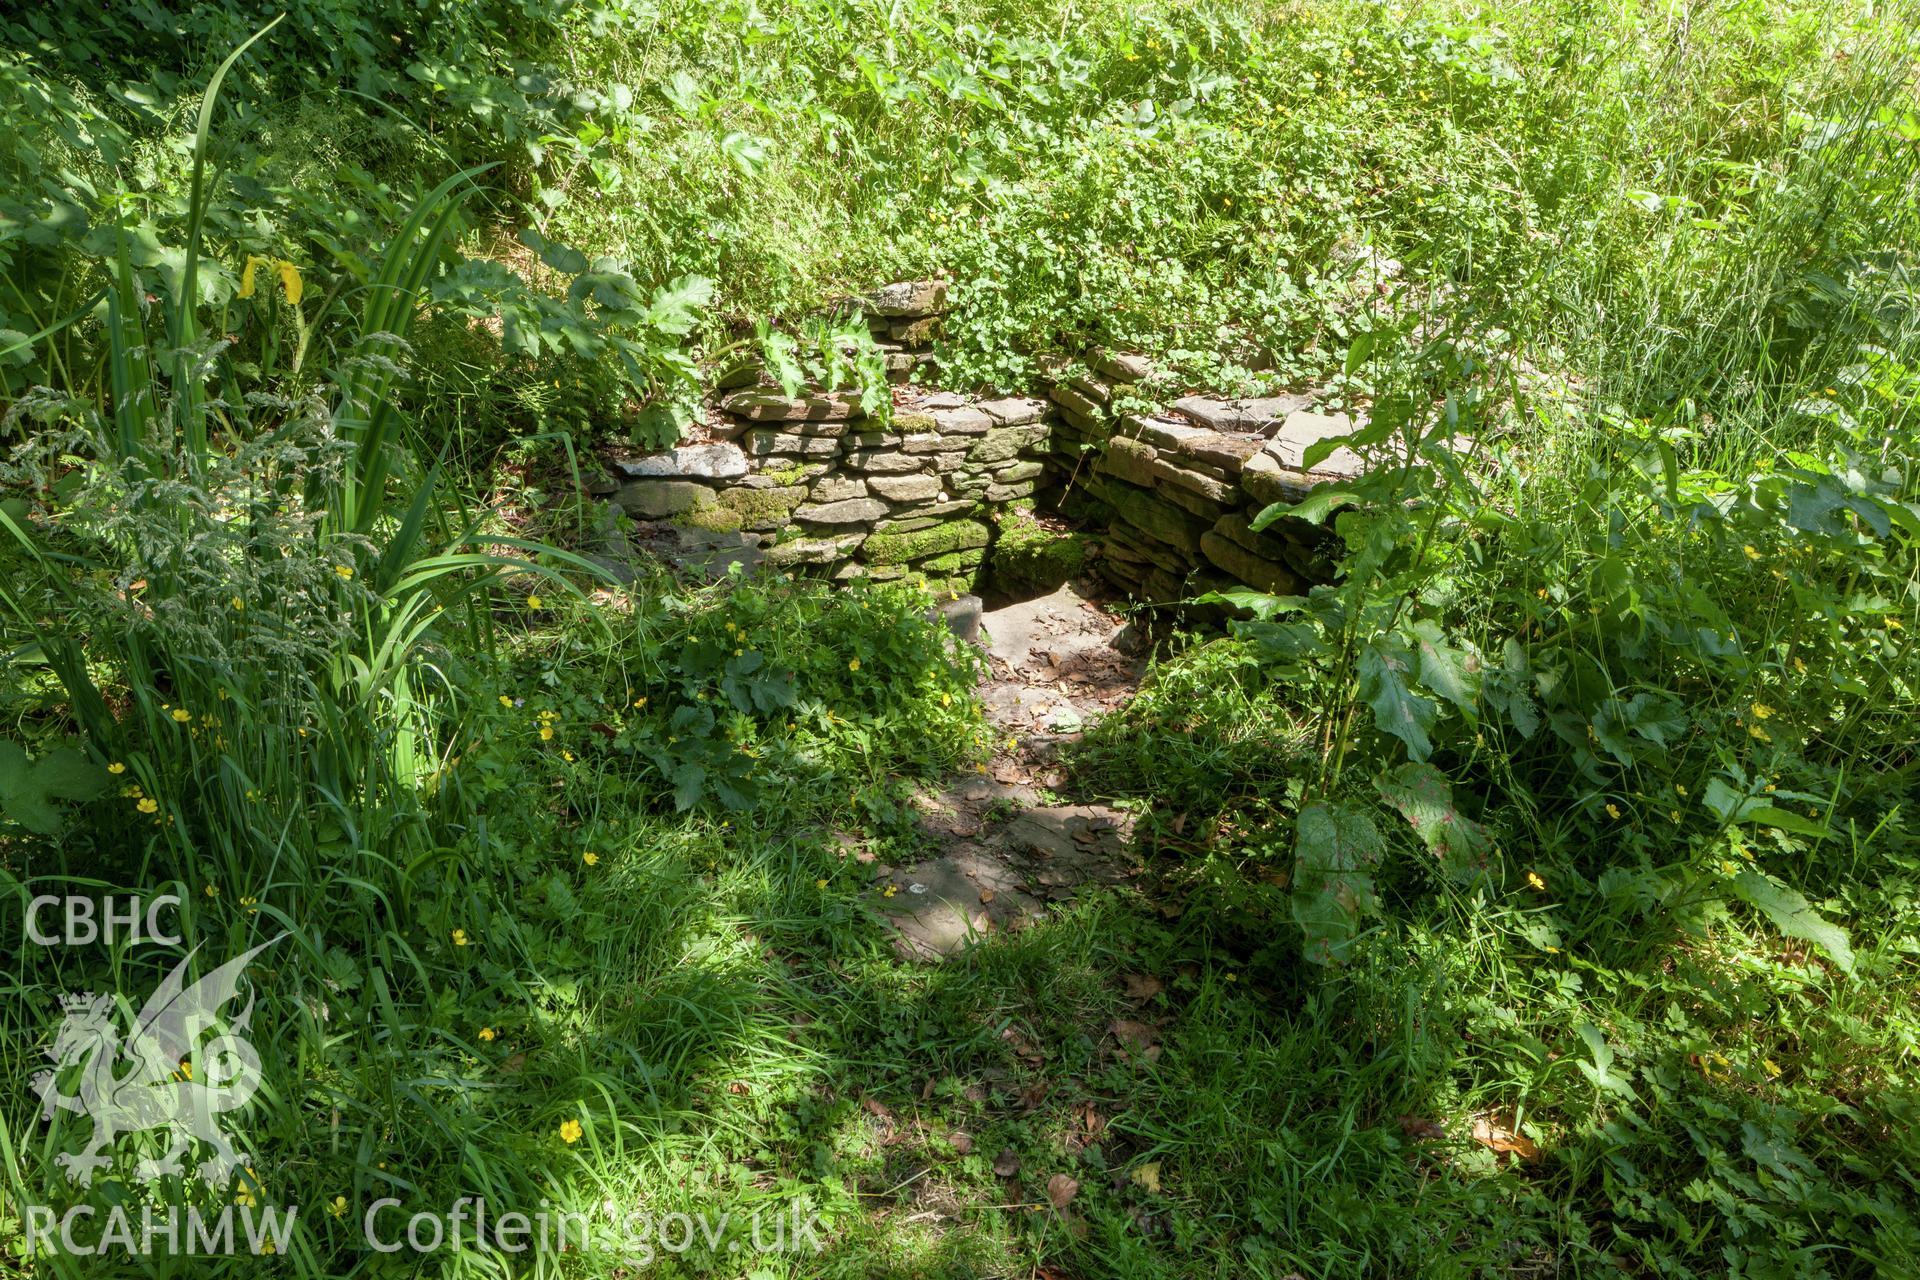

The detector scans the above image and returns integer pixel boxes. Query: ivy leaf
[1357,636,1436,762]
[1291,801,1384,965]
[1731,870,1854,974]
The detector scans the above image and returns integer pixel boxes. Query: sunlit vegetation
[1,0,1916,1276]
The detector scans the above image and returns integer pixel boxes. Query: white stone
[609,443,748,481]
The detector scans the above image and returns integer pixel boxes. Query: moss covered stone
[862,519,989,566]
[718,484,808,527]
[919,547,986,573]
[673,503,745,534]
[987,506,1089,596]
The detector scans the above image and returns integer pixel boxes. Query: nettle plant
[433,228,714,449]
[1220,331,1918,968]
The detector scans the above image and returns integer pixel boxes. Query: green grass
[2,0,1919,1275]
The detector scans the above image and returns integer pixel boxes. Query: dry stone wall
[587,282,1362,606]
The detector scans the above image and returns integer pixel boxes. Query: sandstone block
[844,449,928,474]
[1264,410,1366,478]
[718,485,808,529]
[616,480,717,519]
[969,423,1049,466]
[976,397,1049,427]
[870,473,944,503]
[722,389,865,422]
[742,429,839,458]
[1051,383,1104,423]
[794,497,889,525]
[866,279,948,317]
[1201,531,1300,596]
[929,405,995,435]
[764,534,863,567]
[1172,394,1313,435]
[809,473,870,503]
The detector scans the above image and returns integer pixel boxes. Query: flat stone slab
[608,443,748,481]
[722,389,866,422]
[976,397,1049,427]
[794,497,889,525]
[866,279,948,317]
[1263,410,1366,477]
[1172,393,1314,435]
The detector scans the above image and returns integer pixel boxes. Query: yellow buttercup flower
[171,708,191,723]
[1604,803,1622,820]
[499,695,514,707]
[451,928,469,947]
[527,595,544,610]
[328,1196,348,1219]
[582,852,599,866]
[559,1119,583,1144]
[136,797,159,814]
[815,878,828,889]
[1526,871,1546,891]
[848,658,860,672]
[539,727,554,741]
[478,1027,496,1042]
[107,761,126,774]
[334,564,354,580]
[1751,703,1775,720]
[275,259,303,306]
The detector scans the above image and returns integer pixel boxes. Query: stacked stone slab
[1044,359,1349,604]
[598,282,1058,594]
[864,279,947,384]
[585,284,1360,608]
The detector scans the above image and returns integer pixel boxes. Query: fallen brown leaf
[1129,1162,1162,1193]
[1122,973,1165,1001]
[949,1131,974,1155]
[1470,1113,1541,1163]
[993,1148,1021,1177]
[1111,1018,1159,1057]
[1046,1173,1080,1209]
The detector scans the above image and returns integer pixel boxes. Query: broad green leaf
[1251,487,1358,530]
[670,761,707,812]
[517,227,589,275]
[1575,1022,1639,1100]
[1291,801,1384,965]
[1357,637,1436,761]
[1731,870,1854,974]
[1374,762,1489,881]
[1407,619,1479,716]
